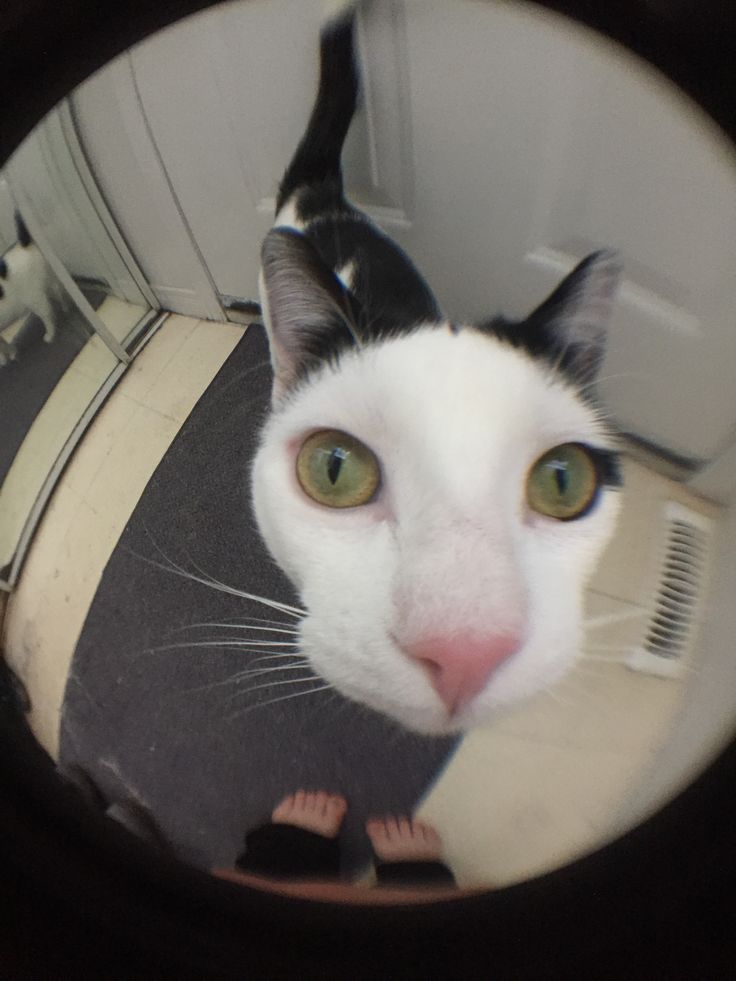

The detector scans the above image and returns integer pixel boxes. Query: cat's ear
[259,227,359,401]
[14,211,32,248]
[526,249,622,385]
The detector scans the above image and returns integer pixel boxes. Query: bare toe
[271,792,298,824]
[366,814,444,863]
[272,789,346,838]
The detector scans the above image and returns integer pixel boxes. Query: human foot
[271,790,347,838]
[365,815,444,863]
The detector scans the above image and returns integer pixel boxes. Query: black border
[1,1,735,977]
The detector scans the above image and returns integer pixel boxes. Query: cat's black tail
[15,211,31,247]
[275,8,359,216]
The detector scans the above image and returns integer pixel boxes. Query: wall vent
[627,502,712,678]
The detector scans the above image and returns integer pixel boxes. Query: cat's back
[271,10,443,339]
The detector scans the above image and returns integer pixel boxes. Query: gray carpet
[59,323,459,876]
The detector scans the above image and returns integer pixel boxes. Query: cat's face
[252,321,621,735]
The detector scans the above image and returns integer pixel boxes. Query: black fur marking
[15,211,31,248]
[0,258,7,279]
[261,227,362,391]
[276,11,358,217]
[588,446,622,488]
[269,17,619,414]
[305,214,443,336]
[477,312,574,372]
[477,310,605,391]
[478,250,620,387]
[0,283,4,299]
[266,9,445,396]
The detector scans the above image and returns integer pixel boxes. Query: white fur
[0,240,63,361]
[335,259,357,290]
[274,195,306,233]
[251,325,620,734]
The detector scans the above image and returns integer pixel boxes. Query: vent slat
[655,594,697,611]
[643,508,710,663]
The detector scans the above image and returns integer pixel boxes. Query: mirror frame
[1,0,734,977]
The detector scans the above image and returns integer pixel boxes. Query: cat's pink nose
[405,633,521,714]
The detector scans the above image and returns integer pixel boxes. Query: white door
[70,0,736,469]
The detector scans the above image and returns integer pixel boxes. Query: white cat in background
[251,12,623,735]
[0,212,64,365]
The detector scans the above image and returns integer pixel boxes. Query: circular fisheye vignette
[3,0,734,976]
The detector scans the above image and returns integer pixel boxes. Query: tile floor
[0,294,151,569]
[3,314,703,885]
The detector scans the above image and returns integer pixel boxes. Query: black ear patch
[15,211,31,247]
[480,250,622,387]
[0,258,7,279]
[260,227,361,398]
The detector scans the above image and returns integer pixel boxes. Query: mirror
[0,106,156,590]
[1,0,735,899]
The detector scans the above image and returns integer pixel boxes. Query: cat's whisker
[124,542,306,620]
[576,370,651,397]
[226,682,334,722]
[580,650,700,677]
[559,666,596,689]
[171,662,312,699]
[248,651,309,667]
[173,621,299,636]
[540,684,577,708]
[142,641,301,656]
[583,610,647,631]
[197,358,272,406]
[572,662,620,678]
[230,663,313,682]
[581,643,632,652]
[229,675,325,700]
[166,639,299,649]
[579,653,629,665]
[181,549,306,617]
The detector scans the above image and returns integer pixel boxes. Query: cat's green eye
[297,430,381,508]
[527,443,599,520]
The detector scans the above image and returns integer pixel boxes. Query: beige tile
[4,477,86,673]
[72,334,119,382]
[83,403,180,520]
[487,659,684,756]
[0,353,116,568]
[61,390,141,498]
[95,294,148,343]
[116,314,201,407]
[6,498,124,753]
[583,589,649,651]
[142,319,244,423]
[61,316,206,496]
[418,730,643,888]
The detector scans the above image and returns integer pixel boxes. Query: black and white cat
[251,10,622,736]
[0,211,64,365]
